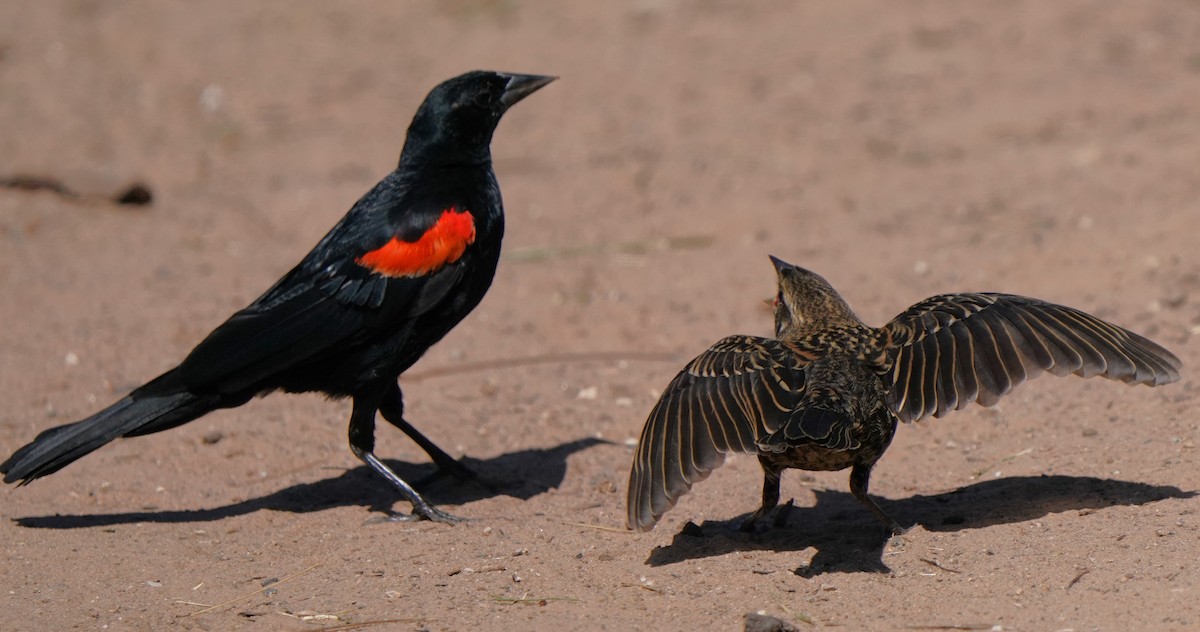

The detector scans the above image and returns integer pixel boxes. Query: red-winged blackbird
[2,71,555,523]
[627,256,1182,535]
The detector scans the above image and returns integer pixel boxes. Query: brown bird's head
[768,255,864,338]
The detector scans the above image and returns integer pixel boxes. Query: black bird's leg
[849,461,906,535]
[349,394,464,524]
[379,382,478,484]
[740,457,784,531]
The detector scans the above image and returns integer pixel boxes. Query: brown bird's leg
[379,382,478,483]
[349,394,464,524]
[849,461,906,535]
[740,457,784,532]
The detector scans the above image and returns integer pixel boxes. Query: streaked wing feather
[882,293,1181,423]
[627,336,805,531]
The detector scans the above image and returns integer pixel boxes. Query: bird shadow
[12,436,606,529]
[644,475,1195,577]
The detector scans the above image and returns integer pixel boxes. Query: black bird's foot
[353,446,469,525]
[434,454,479,482]
[364,508,468,525]
[413,456,495,491]
[376,398,487,487]
[414,503,470,524]
[367,504,469,525]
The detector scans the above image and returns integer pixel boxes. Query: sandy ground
[2,1,1199,630]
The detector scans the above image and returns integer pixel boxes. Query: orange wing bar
[356,208,477,277]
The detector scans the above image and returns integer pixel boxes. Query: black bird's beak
[498,73,557,108]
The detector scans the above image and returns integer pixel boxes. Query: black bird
[627,256,1182,534]
[2,70,555,523]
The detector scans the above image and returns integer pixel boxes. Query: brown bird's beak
[498,73,557,109]
[768,254,790,273]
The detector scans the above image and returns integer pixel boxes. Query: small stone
[744,612,801,632]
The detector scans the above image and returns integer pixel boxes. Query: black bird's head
[400,70,556,166]
[768,255,863,338]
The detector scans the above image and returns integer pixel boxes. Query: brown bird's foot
[741,460,785,533]
[862,503,908,536]
[738,515,762,533]
[739,499,795,532]
[738,506,775,533]
[849,463,907,536]
[772,499,795,529]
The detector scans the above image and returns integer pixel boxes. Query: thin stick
[918,558,962,574]
[403,351,679,382]
[1066,568,1090,590]
[904,625,996,631]
[972,447,1033,478]
[303,619,424,631]
[186,563,322,616]
[504,234,715,263]
[492,595,579,604]
[563,521,628,533]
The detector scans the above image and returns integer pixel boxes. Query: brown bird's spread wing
[878,293,1182,423]
[627,336,807,531]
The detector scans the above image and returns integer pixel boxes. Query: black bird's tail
[1,375,217,485]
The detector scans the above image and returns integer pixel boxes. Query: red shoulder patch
[356,208,476,277]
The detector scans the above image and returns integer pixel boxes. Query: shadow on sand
[12,437,607,529]
[644,475,1194,577]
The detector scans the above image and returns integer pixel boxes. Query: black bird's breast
[176,166,505,399]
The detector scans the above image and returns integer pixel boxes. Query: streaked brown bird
[627,256,1182,535]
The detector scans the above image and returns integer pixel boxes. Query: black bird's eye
[473,92,495,107]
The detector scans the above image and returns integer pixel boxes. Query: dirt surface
[2,2,1199,630]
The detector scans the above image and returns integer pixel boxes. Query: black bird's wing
[877,293,1182,423]
[627,336,808,531]
[177,175,479,396]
